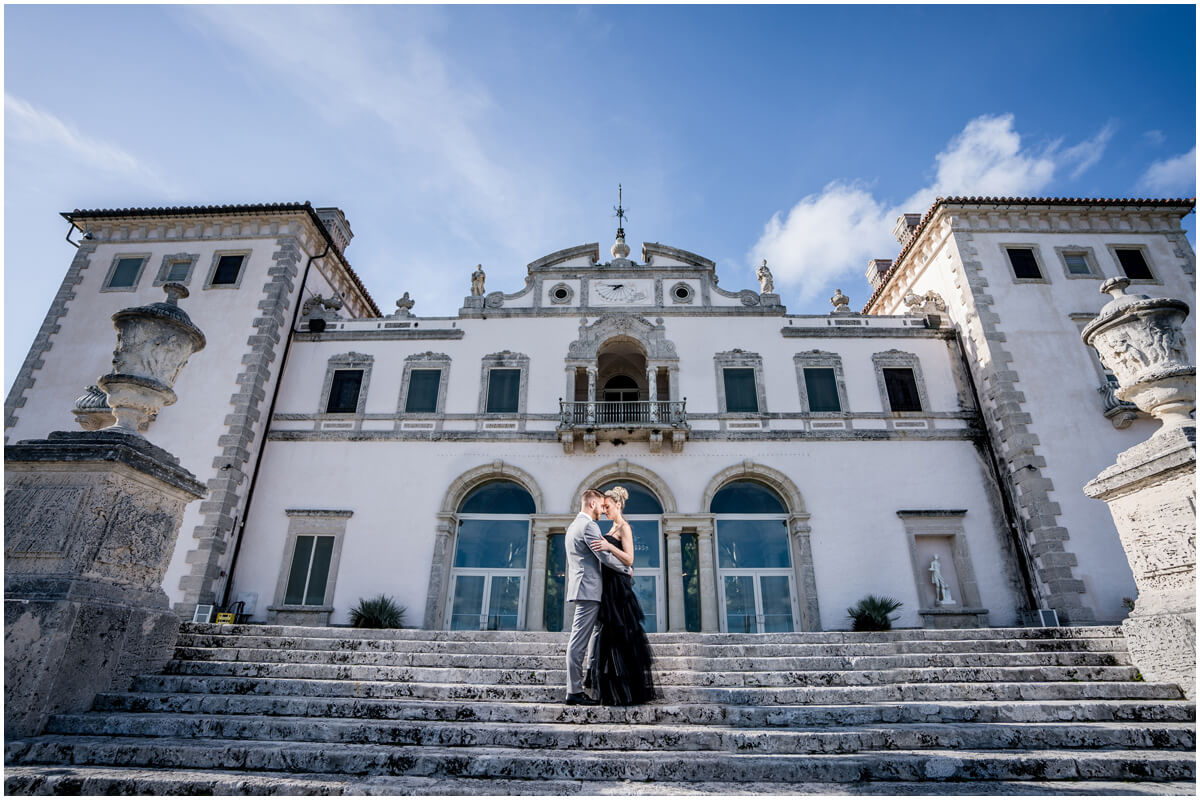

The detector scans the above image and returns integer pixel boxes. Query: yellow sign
[214,613,236,624]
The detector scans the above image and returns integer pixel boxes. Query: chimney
[865,259,892,290]
[892,213,922,247]
[315,207,354,254]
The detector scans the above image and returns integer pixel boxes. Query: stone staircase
[5,623,1196,795]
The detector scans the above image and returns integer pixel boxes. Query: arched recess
[424,461,544,629]
[701,460,821,631]
[568,459,678,513]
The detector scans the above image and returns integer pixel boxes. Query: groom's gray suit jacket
[565,512,629,602]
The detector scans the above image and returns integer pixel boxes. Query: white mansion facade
[5,198,1195,633]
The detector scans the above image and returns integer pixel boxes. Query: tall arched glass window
[596,480,664,632]
[710,480,796,633]
[448,480,534,630]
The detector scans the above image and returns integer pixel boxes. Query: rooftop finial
[611,184,631,260]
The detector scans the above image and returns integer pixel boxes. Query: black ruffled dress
[586,534,657,705]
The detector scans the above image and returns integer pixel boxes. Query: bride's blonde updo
[604,486,628,509]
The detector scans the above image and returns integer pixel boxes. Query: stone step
[93,692,1199,727]
[130,674,1185,704]
[6,766,1194,796]
[171,646,1131,671]
[160,658,1142,687]
[44,712,1198,753]
[175,633,1130,656]
[9,736,1194,783]
[181,622,1126,644]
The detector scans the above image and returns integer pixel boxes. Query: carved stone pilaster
[695,520,718,632]
[422,517,455,630]
[788,515,822,632]
[664,526,686,631]
[526,527,550,632]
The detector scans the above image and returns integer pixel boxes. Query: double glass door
[721,572,794,633]
[715,516,797,633]
[448,516,530,630]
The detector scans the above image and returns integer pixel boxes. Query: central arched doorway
[596,480,665,632]
[710,480,798,633]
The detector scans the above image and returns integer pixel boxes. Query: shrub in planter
[846,595,903,632]
[350,595,407,629]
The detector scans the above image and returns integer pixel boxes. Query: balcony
[557,399,689,454]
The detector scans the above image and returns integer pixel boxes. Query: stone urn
[96,282,206,435]
[1081,277,1194,436]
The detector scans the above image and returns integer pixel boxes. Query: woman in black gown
[585,485,657,705]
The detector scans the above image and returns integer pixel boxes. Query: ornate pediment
[567,314,678,361]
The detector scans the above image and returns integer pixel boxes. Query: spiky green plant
[350,595,407,629]
[846,595,903,632]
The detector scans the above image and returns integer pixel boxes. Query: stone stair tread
[2,766,1195,796]
[4,766,1194,796]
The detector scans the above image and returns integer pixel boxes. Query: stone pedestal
[4,431,205,738]
[1084,424,1196,699]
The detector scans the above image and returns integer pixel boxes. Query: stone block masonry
[4,430,205,739]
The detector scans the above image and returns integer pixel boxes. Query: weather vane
[613,184,628,235]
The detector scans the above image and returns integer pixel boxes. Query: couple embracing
[564,486,657,706]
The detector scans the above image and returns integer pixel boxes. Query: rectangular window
[284,534,335,605]
[1006,248,1042,280]
[883,368,922,412]
[486,368,521,413]
[405,369,441,413]
[1063,252,1092,275]
[164,260,192,282]
[723,368,759,413]
[107,257,145,289]
[326,369,363,413]
[210,254,246,286]
[803,368,841,412]
[1115,248,1154,280]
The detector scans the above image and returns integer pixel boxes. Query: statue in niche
[470,265,486,297]
[929,554,956,606]
[756,260,774,294]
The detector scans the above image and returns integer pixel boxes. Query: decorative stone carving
[471,265,486,297]
[484,291,505,309]
[96,283,206,437]
[903,290,947,315]
[738,290,761,307]
[72,385,118,431]
[830,289,852,313]
[1083,279,1196,698]
[393,292,415,318]
[566,315,679,362]
[1098,381,1141,429]
[929,554,955,606]
[756,260,774,294]
[1082,277,1194,436]
[302,293,343,319]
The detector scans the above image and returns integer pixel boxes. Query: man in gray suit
[564,488,632,705]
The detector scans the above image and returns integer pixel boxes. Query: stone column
[1082,278,1196,698]
[663,525,685,630]
[526,525,550,632]
[5,430,206,739]
[647,365,659,423]
[586,367,597,424]
[695,519,719,632]
[788,515,822,631]
[422,517,455,630]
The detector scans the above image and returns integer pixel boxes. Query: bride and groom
[564,486,657,706]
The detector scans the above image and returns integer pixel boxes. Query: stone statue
[471,265,486,297]
[903,290,947,315]
[395,292,415,317]
[302,293,343,319]
[929,554,955,606]
[756,260,774,294]
[830,288,851,312]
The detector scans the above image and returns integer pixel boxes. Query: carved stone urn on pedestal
[1081,277,1194,436]
[1082,277,1196,698]
[96,282,206,435]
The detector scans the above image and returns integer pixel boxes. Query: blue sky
[5,4,1196,392]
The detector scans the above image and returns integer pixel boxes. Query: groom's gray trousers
[566,600,601,695]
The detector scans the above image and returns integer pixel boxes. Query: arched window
[596,480,665,632]
[710,480,795,633]
[448,480,533,630]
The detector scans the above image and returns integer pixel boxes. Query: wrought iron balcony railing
[558,399,687,427]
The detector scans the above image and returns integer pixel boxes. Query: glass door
[714,516,798,633]
[597,516,663,632]
[447,515,530,630]
[449,571,524,630]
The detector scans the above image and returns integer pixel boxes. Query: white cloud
[750,114,1115,304]
[1137,148,1196,196]
[4,93,167,189]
